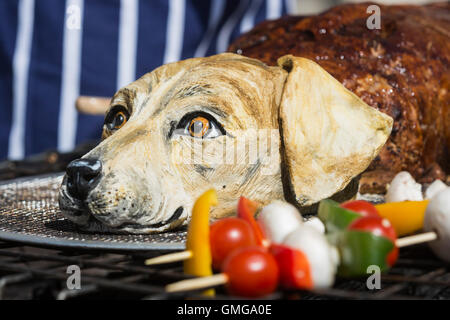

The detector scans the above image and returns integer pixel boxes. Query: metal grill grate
[0,241,449,300]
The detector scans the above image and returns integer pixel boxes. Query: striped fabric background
[0,0,293,161]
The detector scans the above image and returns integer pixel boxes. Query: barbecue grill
[0,241,449,300]
[0,174,449,300]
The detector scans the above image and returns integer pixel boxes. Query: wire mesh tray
[0,173,186,251]
[0,172,386,252]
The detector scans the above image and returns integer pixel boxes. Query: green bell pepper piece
[318,199,361,233]
[336,230,394,277]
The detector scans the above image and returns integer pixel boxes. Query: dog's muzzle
[59,158,187,233]
[65,158,102,200]
[59,158,102,228]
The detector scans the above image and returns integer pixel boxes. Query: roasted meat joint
[229,2,450,193]
[0,1,448,304]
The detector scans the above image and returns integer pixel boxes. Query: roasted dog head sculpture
[59,53,393,233]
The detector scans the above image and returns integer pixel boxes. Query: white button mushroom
[303,216,325,234]
[385,171,423,203]
[423,187,450,262]
[257,200,303,244]
[283,225,337,288]
[424,180,448,200]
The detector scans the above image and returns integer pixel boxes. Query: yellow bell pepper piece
[184,189,217,296]
[375,200,429,236]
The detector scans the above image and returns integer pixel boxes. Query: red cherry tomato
[222,246,279,297]
[270,244,313,290]
[348,216,398,266]
[209,218,257,270]
[341,200,380,218]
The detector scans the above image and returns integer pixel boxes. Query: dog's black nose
[66,158,102,200]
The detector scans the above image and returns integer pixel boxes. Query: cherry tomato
[222,246,279,297]
[348,216,398,266]
[209,218,257,270]
[270,244,313,290]
[341,200,380,218]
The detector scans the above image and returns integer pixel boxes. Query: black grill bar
[0,273,33,299]
[0,241,448,300]
[0,261,165,295]
[373,268,447,299]
[304,287,417,300]
[0,248,190,280]
[56,284,98,300]
[381,273,450,287]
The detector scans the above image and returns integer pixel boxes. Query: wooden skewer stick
[395,231,438,248]
[145,250,192,265]
[145,231,440,266]
[166,273,228,293]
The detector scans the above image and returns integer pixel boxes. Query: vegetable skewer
[167,246,279,297]
[158,188,450,295]
[146,197,444,267]
[163,198,448,295]
[147,229,438,267]
[164,230,442,295]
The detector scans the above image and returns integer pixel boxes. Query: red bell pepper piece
[237,197,268,247]
[270,244,313,290]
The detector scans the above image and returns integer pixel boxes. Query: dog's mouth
[60,185,187,234]
[69,206,186,234]
[117,206,185,231]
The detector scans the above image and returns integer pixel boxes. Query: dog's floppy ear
[277,55,393,207]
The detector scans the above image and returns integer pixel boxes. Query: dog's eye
[176,112,225,139]
[189,116,210,138]
[105,106,129,131]
[112,111,127,129]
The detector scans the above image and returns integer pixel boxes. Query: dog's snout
[66,158,102,200]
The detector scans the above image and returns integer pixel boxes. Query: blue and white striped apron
[0,0,293,160]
